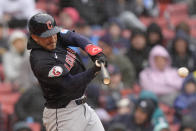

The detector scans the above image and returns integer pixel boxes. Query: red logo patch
[85,44,102,56]
[48,66,63,77]
[46,20,53,30]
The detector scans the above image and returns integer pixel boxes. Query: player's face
[31,34,57,50]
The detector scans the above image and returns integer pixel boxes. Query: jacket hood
[170,30,191,55]
[149,45,171,70]
[108,17,124,30]
[147,23,163,45]
[139,90,158,104]
[181,71,196,94]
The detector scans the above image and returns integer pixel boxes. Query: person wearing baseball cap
[27,13,107,131]
[110,99,155,131]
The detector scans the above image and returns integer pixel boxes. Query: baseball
[178,67,189,78]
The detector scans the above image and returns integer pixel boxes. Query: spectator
[86,85,111,128]
[16,57,38,92]
[75,20,98,44]
[103,18,129,54]
[126,29,149,79]
[103,64,126,111]
[0,0,36,28]
[45,0,60,17]
[14,85,45,123]
[59,7,80,30]
[146,23,164,50]
[169,31,196,71]
[13,122,32,131]
[68,0,106,25]
[139,45,183,105]
[179,115,196,131]
[111,99,155,131]
[117,98,133,115]
[154,122,170,131]
[174,73,196,122]
[0,20,8,64]
[107,123,126,131]
[175,21,196,52]
[3,30,28,84]
[98,36,135,88]
[139,90,167,129]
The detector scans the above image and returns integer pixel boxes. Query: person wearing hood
[139,90,169,131]
[169,30,196,71]
[174,71,196,122]
[110,99,155,131]
[139,45,183,105]
[175,21,196,52]
[147,23,164,50]
[126,29,149,79]
[3,30,28,84]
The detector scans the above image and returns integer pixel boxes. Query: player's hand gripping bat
[95,60,110,85]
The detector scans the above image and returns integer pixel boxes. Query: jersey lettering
[64,49,76,71]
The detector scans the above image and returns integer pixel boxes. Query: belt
[45,95,87,109]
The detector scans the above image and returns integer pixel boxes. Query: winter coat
[139,91,168,130]
[126,46,149,79]
[109,54,136,88]
[146,23,164,49]
[111,114,154,131]
[169,31,196,71]
[3,30,28,83]
[14,86,45,122]
[174,72,196,120]
[139,45,183,95]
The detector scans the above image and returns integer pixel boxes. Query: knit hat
[9,30,27,45]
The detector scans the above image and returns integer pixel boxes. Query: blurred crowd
[1,0,196,131]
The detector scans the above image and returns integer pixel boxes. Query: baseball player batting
[27,13,106,131]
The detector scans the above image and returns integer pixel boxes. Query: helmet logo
[46,20,53,29]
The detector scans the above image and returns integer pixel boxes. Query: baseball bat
[95,60,110,85]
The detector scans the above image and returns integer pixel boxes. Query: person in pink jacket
[139,45,183,105]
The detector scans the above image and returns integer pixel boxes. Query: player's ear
[31,34,38,42]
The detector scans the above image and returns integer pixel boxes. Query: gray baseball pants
[43,100,105,131]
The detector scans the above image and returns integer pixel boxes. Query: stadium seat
[154,17,168,28]
[165,3,188,17]
[0,93,20,105]
[1,104,14,115]
[0,83,12,94]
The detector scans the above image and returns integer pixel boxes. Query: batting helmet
[28,13,61,38]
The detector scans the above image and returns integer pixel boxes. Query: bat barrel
[100,63,110,85]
